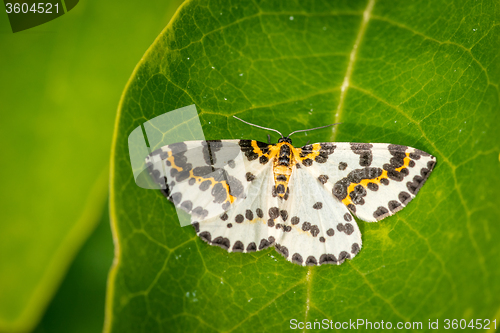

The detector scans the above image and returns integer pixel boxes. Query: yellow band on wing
[342,153,412,207]
[166,151,236,204]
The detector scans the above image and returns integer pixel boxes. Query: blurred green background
[0,1,183,332]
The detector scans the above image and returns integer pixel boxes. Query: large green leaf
[0,0,183,331]
[107,0,500,331]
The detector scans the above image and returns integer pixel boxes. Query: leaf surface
[108,0,500,331]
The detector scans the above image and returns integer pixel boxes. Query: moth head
[278,137,292,144]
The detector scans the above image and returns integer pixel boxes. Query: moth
[145,116,436,266]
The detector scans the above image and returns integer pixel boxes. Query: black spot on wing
[292,253,303,265]
[388,200,402,213]
[367,182,378,191]
[310,225,320,237]
[232,241,244,252]
[201,140,223,166]
[302,158,313,167]
[351,243,360,254]
[192,206,208,219]
[313,202,323,209]
[409,148,430,160]
[271,186,277,198]
[302,222,311,231]
[373,206,390,220]
[199,231,211,243]
[314,143,336,163]
[269,207,280,219]
[299,144,313,158]
[333,167,383,201]
[398,191,412,205]
[239,140,272,163]
[275,244,289,258]
[347,204,356,213]
[238,140,259,161]
[235,214,244,223]
[212,236,230,250]
[258,238,272,250]
[383,145,412,182]
[407,175,425,194]
[338,251,350,264]
[305,256,318,266]
[319,254,337,265]
[168,142,188,154]
[170,192,182,205]
[318,175,329,184]
[211,183,228,204]
[199,180,211,191]
[227,175,245,198]
[344,223,354,235]
[246,242,257,252]
[349,184,367,205]
[246,172,256,181]
[192,166,215,177]
[350,143,373,167]
[180,200,193,212]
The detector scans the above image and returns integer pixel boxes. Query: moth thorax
[277,143,293,167]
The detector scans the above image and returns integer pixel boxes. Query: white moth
[145,117,436,266]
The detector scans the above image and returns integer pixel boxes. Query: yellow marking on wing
[247,218,265,225]
[166,150,236,204]
[342,153,412,207]
[250,140,279,159]
[165,151,183,171]
[296,143,322,162]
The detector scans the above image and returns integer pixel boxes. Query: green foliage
[34,207,113,333]
[108,0,500,331]
[0,0,183,331]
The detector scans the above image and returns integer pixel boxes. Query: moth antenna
[267,134,271,144]
[233,116,283,137]
[287,123,342,137]
[305,140,310,145]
